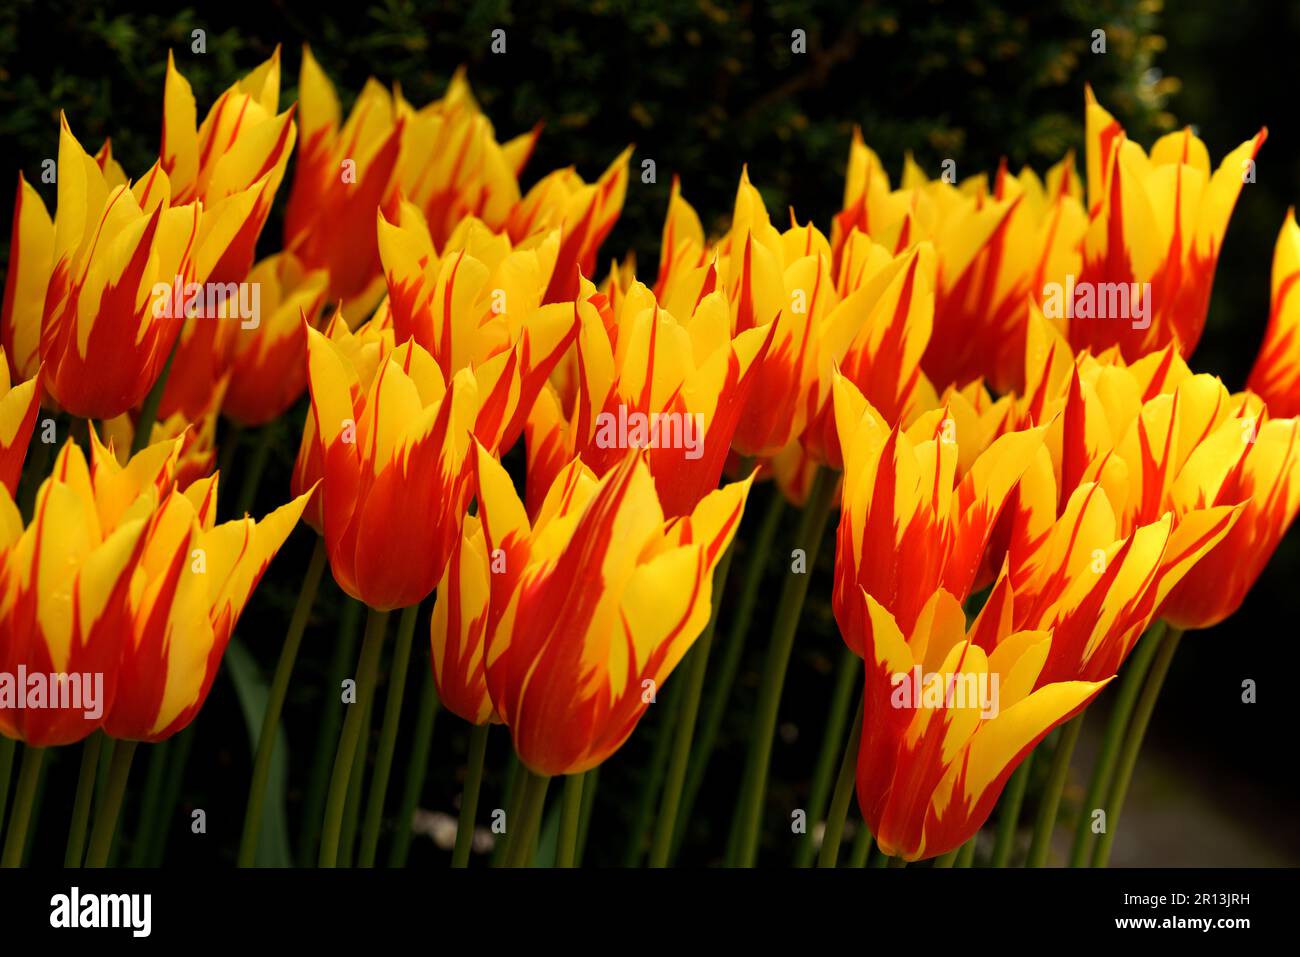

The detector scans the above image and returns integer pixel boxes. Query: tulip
[284,51,404,312]
[474,444,750,776]
[0,443,146,747]
[830,372,1045,655]
[222,253,330,426]
[376,203,576,454]
[156,49,298,422]
[850,586,1108,861]
[926,157,1086,393]
[304,323,477,610]
[0,350,40,495]
[291,310,392,535]
[658,171,832,458]
[102,381,225,490]
[507,147,633,304]
[1063,88,1265,362]
[285,50,541,313]
[1246,209,1300,417]
[101,464,309,742]
[991,480,1239,686]
[524,275,774,518]
[1160,412,1300,630]
[833,130,1088,394]
[429,514,497,727]
[2,176,53,385]
[798,241,938,471]
[8,118,202,419]
[161,47,296,283]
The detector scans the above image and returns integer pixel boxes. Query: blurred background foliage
[1,0,1295,866]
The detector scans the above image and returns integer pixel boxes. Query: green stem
[235,424,276,517]
[1092,626,1183,868]
[729,467,838,867]
[496,756,525,868]
[888,855,909,868]
[388,663,441,867]
[848,821,874,867]
[21,748,51,866]
[1068,624,1164,867]
[217,422,244,479]
[94,737,115,813]
[131,340,177,455]
[816,689,864,867]
[65,734,104,866]
[990,753,1034,867]
[238,537,327,867]
[300,598,362,865]
[506,770,551,868]
[0,735,16,847]
[146,725,194,865]
[338,692,374,867]
[358,603,420,867]
[868,847,890,867]
[647,541,736,867]
[319,607,389,867]
[933,846,960,868]
[674,489,785,860]
[128,740,170,867]
[1,745,44,867]
[452,722,491,867]
[575,766,599,866]
[955,837,977,867]
[85,740,137,868]
[799,644,860,867]
[622,686,679,866]
[555,773,585,868]
[1025,717,1083,867]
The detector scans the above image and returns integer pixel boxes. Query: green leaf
[225,638,293,867]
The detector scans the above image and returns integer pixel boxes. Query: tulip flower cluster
[1,45,1296,873]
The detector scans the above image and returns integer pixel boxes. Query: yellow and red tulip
[303,322,477,610]
[7,118,202,419]
[993,478,1239,686]
[475,445,750,776]
[507,147,632,304]
[291,310,392,535]
[429,514,498,726]
[0,349,40,495]
[798,240,937,471]
[283,50,405,313]
[161,48,297,285]
[524,276,774,517]
[376,203,575,454]
[1246,209,1300,418]
[831,372,1044,655]
[1160,411,1300,630]
[1064,88,1265,362]
[833,131,1087,394]
[222,252,330,426]
[103,380,225,490]
[658,171,833,458]
[101,467,308,743]
[0,443,146,746]
[851,586,1108,861]
[285,51,540,314]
